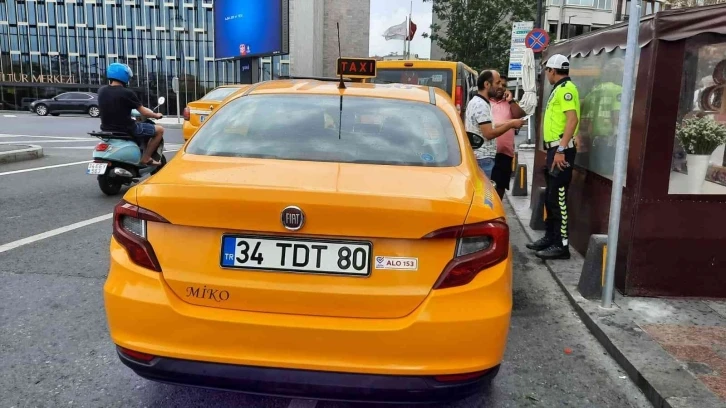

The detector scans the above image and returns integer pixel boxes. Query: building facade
[0,0,369,113]
[545,0,665,41]
[429,11,448,61]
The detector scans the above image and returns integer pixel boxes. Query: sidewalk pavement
[0,144,43,164]
[506,149,726,408]
[156,117,183,129]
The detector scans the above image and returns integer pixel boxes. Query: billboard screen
[213,0,289,60]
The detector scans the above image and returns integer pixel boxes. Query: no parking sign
[525,29,550,53]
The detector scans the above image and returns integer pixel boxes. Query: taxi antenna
[337,22,346,90]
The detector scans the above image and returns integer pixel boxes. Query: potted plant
[675,116,726,194]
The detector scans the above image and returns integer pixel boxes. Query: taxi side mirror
[467,132,485,149]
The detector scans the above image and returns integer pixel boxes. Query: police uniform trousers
[544,146,577,247]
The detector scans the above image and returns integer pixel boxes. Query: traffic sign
[171,76,179,93]
[508,21,534,79]
[525,29,550,53]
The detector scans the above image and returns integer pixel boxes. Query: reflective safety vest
[543,78,581,143]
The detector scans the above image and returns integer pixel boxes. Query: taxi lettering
[337,58,377,78]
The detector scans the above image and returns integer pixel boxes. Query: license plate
[86,162,108,175]
[199,115,206,122]
[220,235,372,276]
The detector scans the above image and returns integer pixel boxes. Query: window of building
[19,25,30,54]
[9,26,19,52]
[669,36,726,195]
[30,27,39,53]
[7,2,17,23]
[28,2,38,25]
[38,3,47,24]
[48,4,57,25]
[58,27,68,54]
[0,25,8,54]
[89,29,97,54]
[594,0,613,10]
[39,26,49,54]
[0,2,8,22]
[68,28,78,53]
[30,54,41,78]
[17,2,28,23]
[68,4,76,25]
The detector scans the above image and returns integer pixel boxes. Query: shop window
[567,48,637,181]
[669,35,726,195]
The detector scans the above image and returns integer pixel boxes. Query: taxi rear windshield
[186,94,461,167]
[200,87,239,101]
[370,69,453,96]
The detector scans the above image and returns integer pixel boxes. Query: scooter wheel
[98,175,123,196]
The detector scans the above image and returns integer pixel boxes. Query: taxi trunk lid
[186,100,220,127]
[137,156,487,319]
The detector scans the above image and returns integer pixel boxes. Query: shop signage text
[0,73,77,84]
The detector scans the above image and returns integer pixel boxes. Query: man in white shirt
[465,70,525,178]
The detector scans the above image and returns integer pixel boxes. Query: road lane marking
[3,115,17,118]
[0,214,113,254]
[0,160,91,176]
[287,400,317,408]
[46,146,97,150]
[0,140,98,144]
[0,134,89,140]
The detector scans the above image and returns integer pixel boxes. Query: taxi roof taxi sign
[337,58,377,78]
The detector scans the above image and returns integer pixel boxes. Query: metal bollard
[511,163,528,196]
[578,234,609,300]
[529,187,547,231]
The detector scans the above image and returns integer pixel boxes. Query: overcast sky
[369,0,433,59]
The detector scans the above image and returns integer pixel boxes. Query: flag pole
[404,15,408,58]
[408,0,413,59]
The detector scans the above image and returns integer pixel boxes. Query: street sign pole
[172,76,180,124]
[602,0,642,309]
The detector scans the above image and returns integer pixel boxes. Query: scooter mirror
[157,97,166,106]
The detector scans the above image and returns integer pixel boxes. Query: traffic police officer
[527,54,580,260]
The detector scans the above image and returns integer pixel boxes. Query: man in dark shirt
[98,63,164,165]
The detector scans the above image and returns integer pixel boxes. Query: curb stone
[506,197,725,408]
[0,145,44,164]
[156,119,183,130]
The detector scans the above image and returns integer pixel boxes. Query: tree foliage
[665,0,726,7]
[423,0,536,73]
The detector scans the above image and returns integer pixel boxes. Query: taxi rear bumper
[118,347,499,404]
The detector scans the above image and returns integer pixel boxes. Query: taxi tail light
[424,219,509,290]
[117,346,156,363]
[455,85,463,114]
[183,106,190,121]
[113,200,169,272]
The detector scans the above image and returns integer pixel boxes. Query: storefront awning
[544,3,726,58]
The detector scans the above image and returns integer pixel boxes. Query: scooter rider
[98,63,164,166]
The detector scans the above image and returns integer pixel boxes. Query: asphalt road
[0,115,651,408]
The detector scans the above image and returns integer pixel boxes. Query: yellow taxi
[366,60,479,121]
[182,84,249,141]
[104,73,512,403]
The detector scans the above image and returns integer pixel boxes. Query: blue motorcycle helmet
[107,62,133,86]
